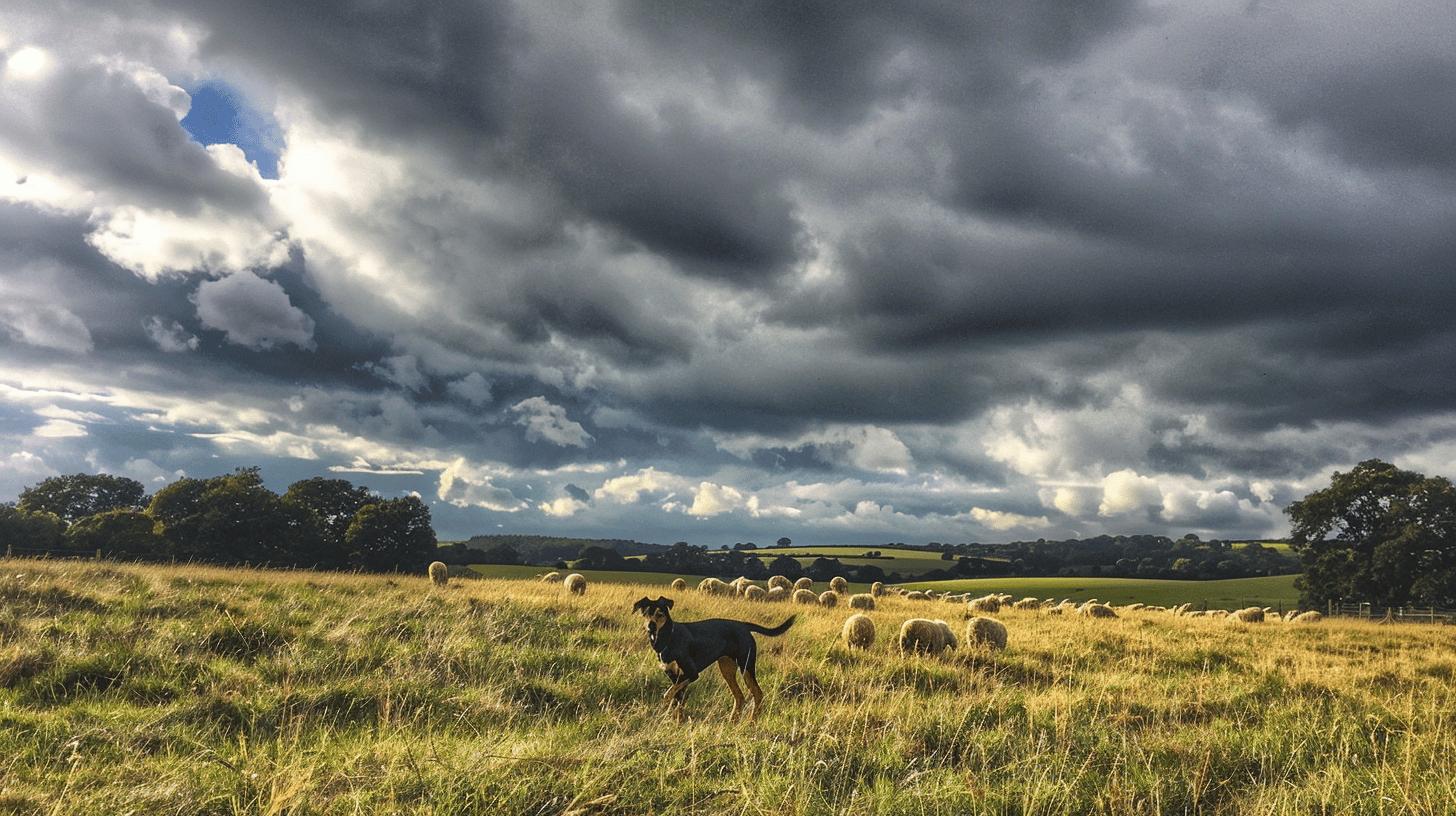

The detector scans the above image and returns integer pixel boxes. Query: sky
[2,1,1455,545]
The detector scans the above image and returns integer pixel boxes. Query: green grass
[3,559,1452,815]
[466,564,701,585]
[902,575,1301,609]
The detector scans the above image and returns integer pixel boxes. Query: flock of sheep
[429,561,1324,658]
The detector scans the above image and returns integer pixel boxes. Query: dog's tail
[746,616,796,637]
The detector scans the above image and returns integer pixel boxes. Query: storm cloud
[2,0,1454,544]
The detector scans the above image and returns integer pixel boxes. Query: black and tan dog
[632,596,794,721]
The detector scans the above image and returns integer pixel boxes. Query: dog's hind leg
[742,668,764,720]
[717,657,746,722]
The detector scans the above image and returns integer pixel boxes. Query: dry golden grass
[1,558,1454,815]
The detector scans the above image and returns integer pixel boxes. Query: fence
[1327,601,1456,625]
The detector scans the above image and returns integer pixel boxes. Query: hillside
[2,559,1452,814]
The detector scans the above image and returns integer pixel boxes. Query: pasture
[902,575,1301,610]
[2,559,1453,815]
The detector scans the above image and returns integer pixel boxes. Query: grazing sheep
[792,588,819,605]
[905,591,929,601]
[1146,605,1168,613]
[744,585,768,601]
[768,576,792,592]
[766,586,789,603]
[898,618,957,655]
[829,576,849,594]
[564,573,587,596]
[968,595,1001,614]
[730,577,751,595]
[541,571,562,583]
[1013,597,1041,611]
[671,578,688,591]
[965,616,1008,651]
[1228,607,1265,623]
[1292,610,1324,623]
[1283,610,1298,622]
[428,561,449,587]
[1121,602,1145,612]
[793,577,814,592]
[818,591,839,608]
[1077,603,1118,619]
[842,613,876,650]
[848,593,876,611]
[871,581,885,597]
[698,577,731,595]
[1172,603,1193,616]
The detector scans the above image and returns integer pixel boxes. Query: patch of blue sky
[180,80,282,179]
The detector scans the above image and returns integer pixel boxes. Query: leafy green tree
[574,545,627,569]
[1287,459,1456,608]
[0,504,66,551]
[282,477,376,567]
[147,468,324,565]
[344,496,436,571]
[767,554,804,579]
[18,473,146,524]
[476,542,522,565]
[776,537,791,548]
[64,510,163,558]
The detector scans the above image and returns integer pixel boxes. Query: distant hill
[455,534,666,565]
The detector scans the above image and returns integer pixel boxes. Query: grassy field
[3,559,1454,814]
[903,575,1302,610]
[476,565,1302,610]
[465,564,702,585]
[625,545,967,577]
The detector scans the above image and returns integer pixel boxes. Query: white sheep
[842,614,875,649]
[965,616,1008,651]
[564,573,587,596]
[427,561,449,587]
[898,618,957,654]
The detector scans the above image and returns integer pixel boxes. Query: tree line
[0,469,436,571]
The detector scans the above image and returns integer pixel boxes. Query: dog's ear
[632,597,652,614]
[657,596,674,609]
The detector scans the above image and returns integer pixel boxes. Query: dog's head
[632,595,674,637]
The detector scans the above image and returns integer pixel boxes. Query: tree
[283,477,376,566]
[776,537,792,548]
[344,496,436,571]
[477,542,522,565]
[1287,459,1456,608]
[147,468,324,565]
[19,473,146,524]
[64,510,163,558]
[0,504,65,551]
[767,554,804,579]
[575,545,627,569]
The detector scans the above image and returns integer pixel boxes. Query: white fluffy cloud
[969,507,1051,531]
[687,481,745,517]
[0,301,92,353]
[1098,469,1164,517]
[539,495,589,517]
[191,271,316,350]
[510,396,593,448]
[142,316,198,352]
[437,458,526,512]
[88,195,289,280]
[594,467,682,503]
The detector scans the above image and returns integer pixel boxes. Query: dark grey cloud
[5,0,1456,543]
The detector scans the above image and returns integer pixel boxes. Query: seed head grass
[0,559,1453,814]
